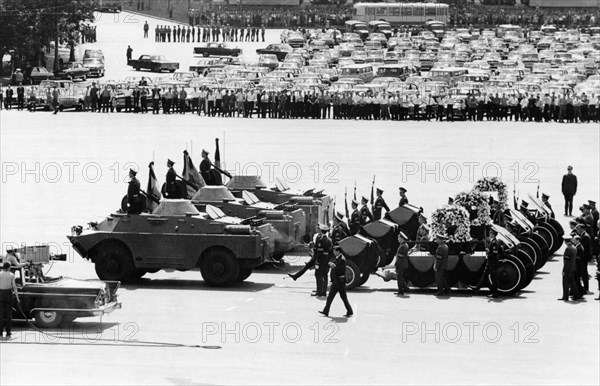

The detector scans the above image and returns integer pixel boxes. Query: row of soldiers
[153,24,265,43]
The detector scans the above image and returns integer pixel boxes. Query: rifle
[370,174,375,205]
[210,161,233,179]
[175,173,201,190]
[344,187,349,219]
[353,181,357,201]
[536,181,540,199]
[140,189,160,204]
[513,184,518,210]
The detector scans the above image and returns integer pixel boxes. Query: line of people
[152,24,265,43]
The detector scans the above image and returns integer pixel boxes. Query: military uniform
[398,187,408,207]
[476,235,501,297]
[320,249,353,317]
[373,192,390,220]
[349,207,361,235]
[434,238,449,295]
[331,220,349,245]
[360,203,373,225]
[314,230,332,297]
[127,173,143,214]
[165,164,180,199]
[395,240,409,295]
[560,238,580,301]
[561,168,577,216]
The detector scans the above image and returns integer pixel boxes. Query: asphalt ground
[1,11,599,386]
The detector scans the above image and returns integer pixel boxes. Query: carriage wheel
[536,222,560,254]
[494,254,526,296]
[516,249,535,289]
[517,236,543,271]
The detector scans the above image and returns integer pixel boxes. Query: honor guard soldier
[313,224,332,297]
[561,165,577,216]
[394,232,410,295]
[398,187,408,207]
[434,235,450,296]
[349,200,361,235]
[491,199,506,227]
[0,262,20,339]
[559,235,580,301]
[164,159,181,199]
[474,227,501,298]
[373,188,390,220]
[319,246,353,317]
[541,193,555,219]
[360,196,373,225]
[578,204,594,235]
[127,169,143,214]
[200,149,212,184]
[572,225,591,295]
[588,200,599,255]
[331,212,349,245]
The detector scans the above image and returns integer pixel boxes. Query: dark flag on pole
[370,175,375,205]
[215,138,221,169]
[183,150,206,198]
[146,161,162,212]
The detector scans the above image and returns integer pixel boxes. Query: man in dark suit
[319,246,353,317]
[127,169,143,214]
[373,188,390,220]
[164,159,180,198]
[16,83,25,110]
[559,235,580,301]
[573,225,591,295]
[434,235,450,296]
[394,232,410,295]
[561,165,577,216]
[349,200,361,235]
[359,196,373,225]
[398,187,408,207]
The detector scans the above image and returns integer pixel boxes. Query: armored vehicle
[191,186,306,259]
[226,176,334,243]
[68,200,273,286]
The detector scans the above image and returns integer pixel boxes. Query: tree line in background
[0,0,97,75]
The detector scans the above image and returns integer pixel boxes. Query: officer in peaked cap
[349,199,361,235]
[360,196,373,225]
[127,168,143,214]
[394,231,410,295]
[331,212,349,245]
[398,187,408,207]
[200,149,212,184]
[313,223,332,297]
[373,188,390,220]
[164,159,181,199]
[541,193,555,219]
[559,234,580,301]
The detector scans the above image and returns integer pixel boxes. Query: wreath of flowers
[453,190,492,226]
[430,205,473,243]
[473,176,508,210]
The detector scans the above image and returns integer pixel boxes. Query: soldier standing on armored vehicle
[331,213,349,245]
[394,232,410,296]
[360,196,373,225]
[200,149,212,184]
[319,246,353,318]
[398,187,408,207]
[127,169,143,214]
[373,188,390,220]
[349,200,361,235]
[164,159,181,198]
[434,235,450,296]
[541,193,555,219]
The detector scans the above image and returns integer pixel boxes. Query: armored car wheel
[93,242,135,281]
[344,260,360,290]
[516,249,535,289]
[494,254,526,296]
[34,310,63,328]
[235,268,253,282]
[200,248,240,286]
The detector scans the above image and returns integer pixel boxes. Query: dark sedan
[256,44,293,61]
[54,62,90,81]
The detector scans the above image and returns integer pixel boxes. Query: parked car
[128,55,179,72]
[193,42,242,57]
[255,44,293,61]
[258,54,279,70]
[3,245,121,328]
[54,62,90,81]
[83,57,105,77]
[57,83,87,111]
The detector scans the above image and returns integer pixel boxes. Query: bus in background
[345,20,370,40]
[352,2,450,26]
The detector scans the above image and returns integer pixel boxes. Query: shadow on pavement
[122,278,274,292]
